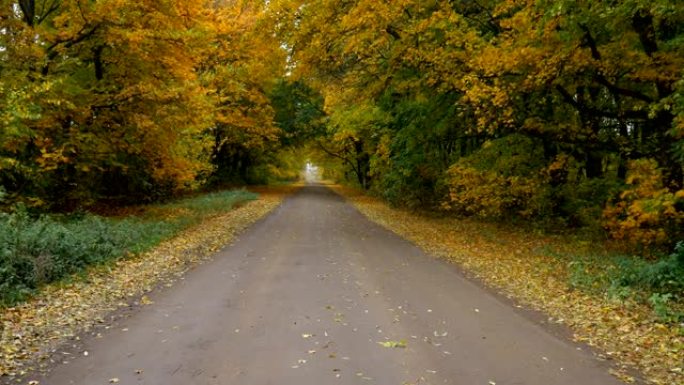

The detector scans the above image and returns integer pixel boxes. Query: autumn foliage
[1,0,683,248]
[0,0,286,208]
[272,0,684,249]
[603,159,684,248]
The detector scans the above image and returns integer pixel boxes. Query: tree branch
[316,140,361,177]
[593,74,654,103]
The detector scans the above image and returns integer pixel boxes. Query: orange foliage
[0,0,286,205]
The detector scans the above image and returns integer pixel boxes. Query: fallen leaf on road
[378,340,407,348]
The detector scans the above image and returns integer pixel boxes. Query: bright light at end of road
[304,162,320,183]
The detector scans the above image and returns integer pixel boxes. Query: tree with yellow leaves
[272,0,683,246]
[0,0,287,207]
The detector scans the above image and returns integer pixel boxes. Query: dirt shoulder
[332,185,683,385]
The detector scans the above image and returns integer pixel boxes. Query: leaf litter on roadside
[0,187,295,379]
[333,185,683,385]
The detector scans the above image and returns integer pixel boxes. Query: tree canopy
[1,0,682,248]
[1,0,285,207]
[271,0,684,248]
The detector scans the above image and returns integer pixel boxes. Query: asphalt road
[34,185,623,385]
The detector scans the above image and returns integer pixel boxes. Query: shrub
[566,243,684,322]
[0,189,257,306]
[603,159,684,248]
[443,135,551,218]
[557,177,624,228]
[611,242,684,296]
[0,211,176,305]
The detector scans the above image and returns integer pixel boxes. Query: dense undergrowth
[0,190,257,307]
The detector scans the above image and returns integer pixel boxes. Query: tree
[273,0,683,246]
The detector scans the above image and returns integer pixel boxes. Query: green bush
[164,189,258,217]
[563,242,683,322]
[0,189,257,306]
[0,210,175,305]
[557,177,623,228]
[611,242,684,296]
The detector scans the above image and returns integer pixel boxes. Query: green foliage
[0,189,256,307]
[567,242,684,322]
[162,190,258,218]
[270,80,326,146]
[371,92,463,208]
[461,135,548,177]
[612,242,684,296]
[557,177,625,228]
[648,293,682,323]
[568,259,611,294]
[0,211,171,305]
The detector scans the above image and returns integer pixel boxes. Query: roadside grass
[1,186,291,379]
[332,185,683,385]
[563,247,684,323]
[0,189,258,307]
[535,241,684,321]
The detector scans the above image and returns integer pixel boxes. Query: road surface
[32,185,623,385]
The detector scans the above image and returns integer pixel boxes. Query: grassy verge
[1,186,295,379]
[0,189,258,307]
[333,185,683,385]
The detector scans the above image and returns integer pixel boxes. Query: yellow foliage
[603,159,684,248]
[0,0,286,203]
[444,164,545,219]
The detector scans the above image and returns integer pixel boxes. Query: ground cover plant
[0,190,257,307]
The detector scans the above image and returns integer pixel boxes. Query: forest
[276,0,684,250]
[0,1,682,292]
[2,2,684,383]
[1,0,682,248]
